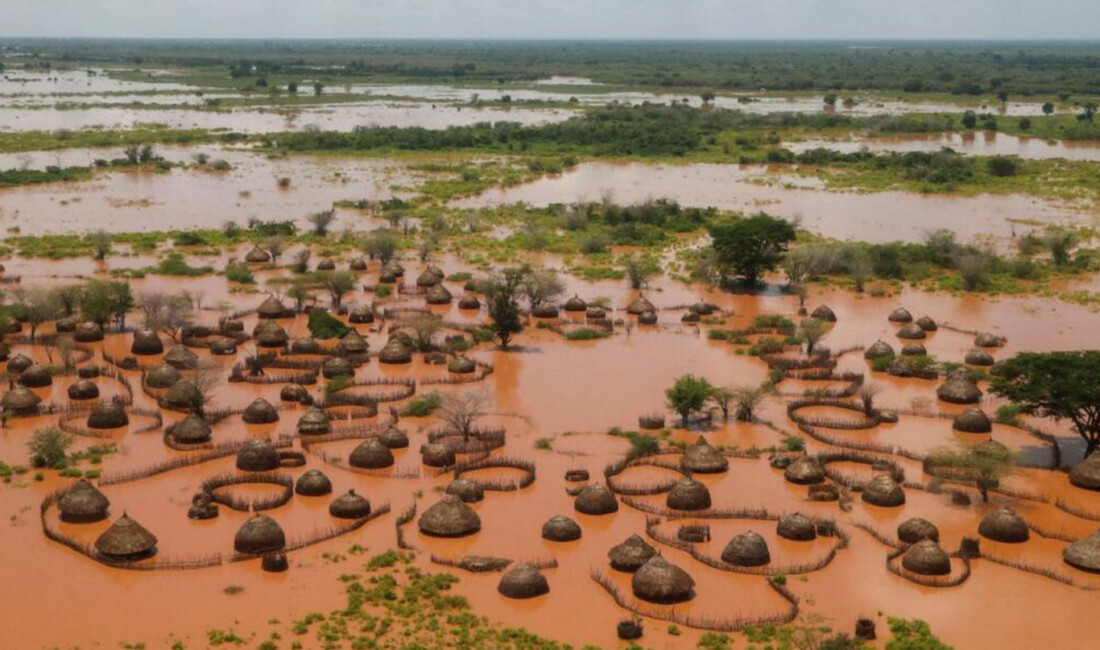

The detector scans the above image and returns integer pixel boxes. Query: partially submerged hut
[862,475,906,507]
[234,514,286,554]
[235,439,281,472]
[58,479,110,523]
[681,436,728,474]
[295,469,333,496]
[242,398,279,424]
[541,515,581,542]
[574,484,618,515]
[898,518,940,544]
[498,564,550,599]
[978,506,1030,543]
[349,439,395,469]
[95,513,157,560]
[631,556,694,604]
[666,478,711,511]
[418,495,481,537]
[329,489,372,519]
[608,534,656,572]
[721,531,770,567]
[902,540,952,576]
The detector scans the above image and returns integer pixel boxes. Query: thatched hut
[445,478,484,503]
[418,494,481,537]
[349,438,394,469]
[188,493,218,520]
[564,295,588,312]
[896,323,927,340]
[974,332,1005,348]
[448,357,476,374]
[242,398,279,424]
[210,338,237,356]
[626,295,656,315]
[586,306,607,320]
[349,306,375,324]
[784,455,825,485]
[329,489,372,519]
[416,267,442,287]
[965,349,995,367]
[3,385,42,415]
[74,321,104,342]
[87,400,129,429]
[349,258,368,272]
[666,478,712,511]
[1063,529,1100,573]
[541,515,581,542]
[421,443,455,467]
[280,383,311,403]
[245,245,271,263]
[862,475,906,507]
[58,479,110,523]
[532,303,559,318]
[68,378,100,400]
[95,513,157,560]
[608,534,656,572]
[257,296,287,319]
[690,302,716,316]
[498,564,550,599]
[235,439,281,472]
[632,556,695,604]
[978,506,1030,543]
[777,513,817,541]
[916,316,938,331]
[937,370,982,404]
[1069,455,1100,491]
[295,469,333,496]
[379,425,409,449]
[131,330,164,356]
[164,345,199,370]
[316,259,336,271]
[254,321,289,348]
[952,408,992,433]
[680,436,728,473]
[378,337,412,364]
[382,260,405,277]
[681,311,700,323]
[574,484,618,515]
[902,540,951,576]
[425,284,453,305]
[888,307,913,323]
[7,353,33,374]
[864,340,895,360]
[901,343,927,356]
[19,364,53,388]
[637,310,658,325]
[297,407,331,435]
[458,294,481,310]
[162,379,202,412]
[291,337,323,355]
[169,413,212,444]
[811,305,836,322]
[321,356,354,379]
[337,330,369,355]
[898,518,940,544]
[721,530,770,567]
[234,514,286,554]
[55,317,76,333]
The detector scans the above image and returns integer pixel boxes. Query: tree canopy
[666,374,715,427]
[709,214,797,285]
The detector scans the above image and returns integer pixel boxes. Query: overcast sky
[3,0,1099,40]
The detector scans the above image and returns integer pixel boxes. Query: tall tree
[709,214,796,285]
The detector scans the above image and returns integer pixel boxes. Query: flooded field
[790,131,1100,162]
[1,248,1099,650]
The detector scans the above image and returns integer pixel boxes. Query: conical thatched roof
[680,436,728,474]
[811,305,836,322]
[964,349,995,367]
[902,539,951,576]
[19,364,52,388]
[862,474,906,507]
[416,267,442,287]
[349,438,394,469]
[67,378,100,400]
[1069,454,1100,492]
[349,258,368,272]
[257,296,288,320]
[777,513,817,541]
[7,354,33,375]
[235,439,281,471]
[254,321,289,347]
[74,321,104,342]
[864,340,895,360]
[916,315,938,331]
[87,400,129,429]
[379,426,409,449]
[974,332,1005,348]
[329,489,372,519]
[131,329,164,356]
[681,311,700,323]
[425,284,453,305]
[901,343,927,356]
[541,515,581,542]
[608,534,656,572]
[291,337,323,355]
[666,478,711,511]
[532,303,559,318]
[721,530,770,567]
[58,479,109,523]
[245,245,271,263]
[937,370,982,404]
[952,408,992,433]
[280,383,311,403]
[896,323,926,340]
[626,295,656,315]
[316,259,336,271]
[1063,529,1100,573]
[349,306,375,324]
[418,494,481,537]
[337,330,369,356]
[2,385,41,414]
[563,295,587,312]
[445,478,485,503]
[888,307,913,323]
[234,514,286,554]
[898,518,940,544]
[631,556,695,604]
[321,356,354,379]
[95,513,157,560]
[169,413,212,444]
[378,337,412,364]
[162,379,202,412]
[446,357,475,375]
[297,407,331,435]
[586,306,607,320]
[56,317,76,332]
[295,469,333,496]
[421,442,455,467]
[784,455,825,485]
[457,294,481,310]
[978,506,1029,543]
[574,484,618,515]
[145,363,181,388]
[164,345,198,370]
[382,260,405,277]
[242,398,279,424]
[498,564,550,599]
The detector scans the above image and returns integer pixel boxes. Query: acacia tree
[318,271,356,310]
[439,391,490,444]
[666,374,714,427]
[307,210,337,237]
[991,352,1100,457]
[709,386,734,421]
[799,317,829,356]
[708,214,797,286]
[483,268,524,349]
[13,287,59,341]
[363,229,399,265]
[623,254,659,290]
[520,266,564,309]
[927,444,1018,502]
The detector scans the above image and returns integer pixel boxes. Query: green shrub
[564,328,611,341]
[225,263,255,284]
[307,310,351,340]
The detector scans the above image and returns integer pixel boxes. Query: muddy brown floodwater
[1,245,1099,650]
